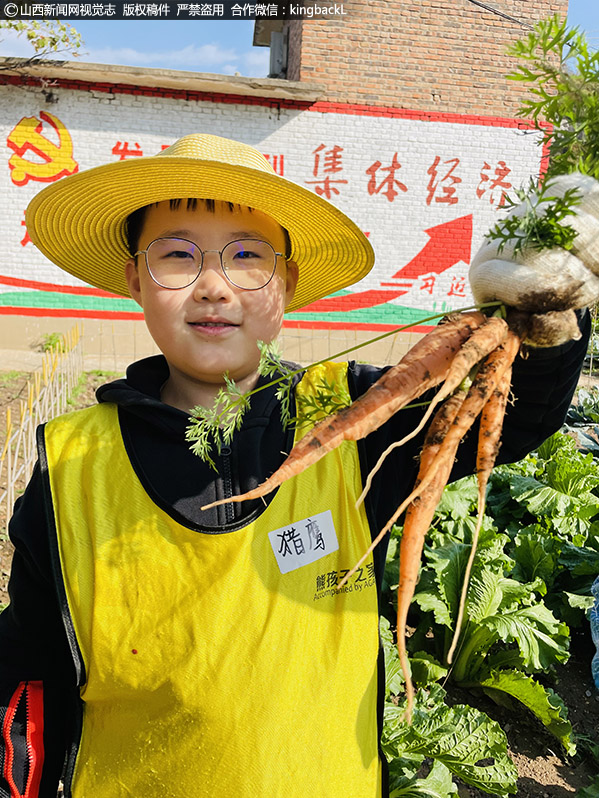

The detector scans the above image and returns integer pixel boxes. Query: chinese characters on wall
[3,105,532,320]
[312,143,512,207]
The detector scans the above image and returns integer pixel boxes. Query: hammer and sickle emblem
[7,110,79,186]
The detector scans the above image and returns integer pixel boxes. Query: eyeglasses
[134,237,284,291]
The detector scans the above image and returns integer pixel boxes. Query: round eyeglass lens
[222,239,277,290]
[147,238,201,288]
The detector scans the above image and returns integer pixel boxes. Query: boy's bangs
[126,199,292,260]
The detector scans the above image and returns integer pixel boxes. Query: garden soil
[0,371,597,796]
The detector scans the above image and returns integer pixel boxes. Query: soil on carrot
[0,368,597,797]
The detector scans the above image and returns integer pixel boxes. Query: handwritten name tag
[268,510,339,574]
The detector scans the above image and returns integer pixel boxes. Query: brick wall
[285,0,568,115]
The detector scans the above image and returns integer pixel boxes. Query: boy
[0,134,592,797]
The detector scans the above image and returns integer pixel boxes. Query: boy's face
[125,200,298,409]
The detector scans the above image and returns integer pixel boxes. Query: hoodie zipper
[220,445,235,523]
[2,681,44,798]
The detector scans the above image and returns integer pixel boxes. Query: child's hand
[469,173,599,346]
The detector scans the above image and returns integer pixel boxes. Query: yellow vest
[42,362,383,797]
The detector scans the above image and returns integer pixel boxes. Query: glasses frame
[134,237,284,291]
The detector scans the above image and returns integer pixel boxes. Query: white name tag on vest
[268,510,339,574]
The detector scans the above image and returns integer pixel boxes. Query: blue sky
[0,19,269,75]
[0,0,597,76]
[567,0,599,45]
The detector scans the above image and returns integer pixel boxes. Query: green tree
[0,20,82,66]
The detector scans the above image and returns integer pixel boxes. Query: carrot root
[395,390,467,722]
[337,387,466,593]
[355,316,509,509]
[446,344,517,664]
[371,331,520,551]
[355,327,522,722]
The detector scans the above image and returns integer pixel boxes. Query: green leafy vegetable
[569,387,599,424]
[383,685,518,795]
[388,758,457,798]
[402,484,574,751]
[576,776,599,797]
[381,621,517,796]
[479,671,575,756]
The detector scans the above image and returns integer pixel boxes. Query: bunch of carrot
[203,308,529,722]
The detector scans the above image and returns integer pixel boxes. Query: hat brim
[26,156,374,313]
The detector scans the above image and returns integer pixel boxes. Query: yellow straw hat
[25,133,374,312]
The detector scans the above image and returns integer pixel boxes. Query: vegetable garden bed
[377,403,599,796]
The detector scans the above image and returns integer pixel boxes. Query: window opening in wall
[269,28,289,79]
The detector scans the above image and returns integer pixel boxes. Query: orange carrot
[368,327,523,551]
[446,342,517,664]
[356,315,509,507]
[394,388,468,723]
[338,329,520,592]
[378,334,519,724]
[201,310,486,511]
[340,328,523,723]
[338,358,499,723]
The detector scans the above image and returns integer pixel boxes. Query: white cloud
[83,41,239,70]
[214,49,269,77]
[0,27,270,78]
[243,48,270,74]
